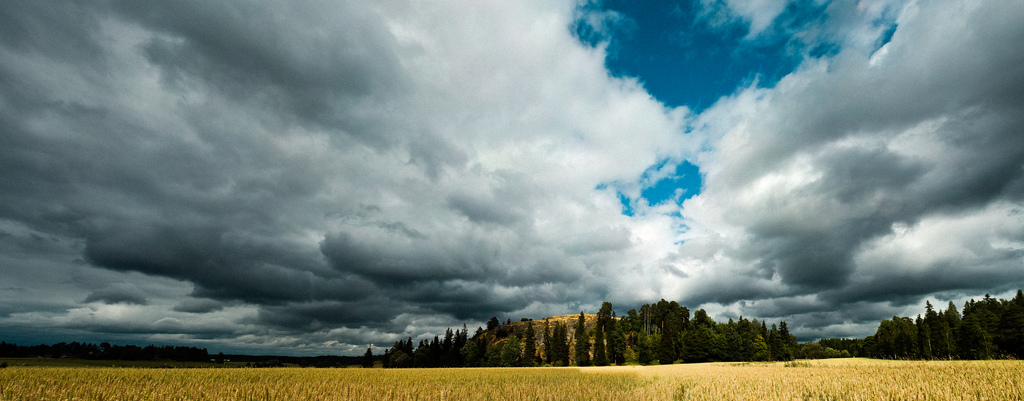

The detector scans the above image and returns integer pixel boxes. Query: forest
[382,290,1024,368]
[0,341,209,362]
[3,291,1021,367]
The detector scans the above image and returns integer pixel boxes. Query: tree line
[0,341,209,362]
[382,291,1024,368]
[382,300,799,368]
[810,290,1024,360]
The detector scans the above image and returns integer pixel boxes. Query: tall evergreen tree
[523,321,537,367]
[637,330,655,365]
[574,312,591,366]
[768,324,787,361]
[999,298,1024,358]
[658,307,684,364]
[915,315,932,359]
[607,318,626,365]
[944,301,962,357]
[548,322,569,366]
[958,312,994,359]
[593,324,608,366]
[362,347,374,368]
[778,321,796,360]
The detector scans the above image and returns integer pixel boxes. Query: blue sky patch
[575,0,809,111]
[641,159,702,205]
[613,160,702,216]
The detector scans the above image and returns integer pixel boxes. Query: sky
[1,0,1023,356]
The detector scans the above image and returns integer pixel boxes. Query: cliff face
[480,314,611,364]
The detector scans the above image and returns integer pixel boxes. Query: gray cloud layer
[676,0,1024,328]
[1,0,1022,353]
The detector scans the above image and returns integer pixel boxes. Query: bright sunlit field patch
[1,358,1022,400]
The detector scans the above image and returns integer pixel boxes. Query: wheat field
[1,358,1022,400]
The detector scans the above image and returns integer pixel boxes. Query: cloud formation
[0,0,1022,354]
[0,0,686,353]
[675,0,1024,328]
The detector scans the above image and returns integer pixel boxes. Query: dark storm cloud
[172,298,225,314]
[3,0,1022,353]
[253,299,402,331]
[320,231,498,285]
[82,222,369,305]
[111,0,407,134]
[1,0,687,354]
[0,1,105,65]
[83,283,149,305]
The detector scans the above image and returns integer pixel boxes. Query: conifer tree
[362,347,374,368]
[637,330,655,365]
[574,312,591,366]
[523,321,537,367]
[779,321,796,360]
[593,324,608,366]
[658,310,680,364]
[547,322,569,366]
[608,318,626,365]
[999,298,1024,358]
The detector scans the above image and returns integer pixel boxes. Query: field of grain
[1,358,1022,400]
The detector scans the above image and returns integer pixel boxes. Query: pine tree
[916,315,932,359]
[608,318,626,365]
[778,321,796,360]
[958,311,993,359]
[658,309,681,364]
[574,312,591,366]
[999,299,1024,358]
[593,324,608,366]
[523,321,537,367]
[547,322,569,366]
[637,330,654,365]
[362,347,374,368]
[768,324,786,361]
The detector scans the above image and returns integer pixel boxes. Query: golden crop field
[1,358,1023,400]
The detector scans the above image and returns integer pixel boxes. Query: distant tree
[608,318,627,365]
[501,335,522,367]
[523,321,537,367]
[999,296,1024,358]
[768,324,787,361]
[636,330,655,365]
[362,347,374,368]
[778,321,796,360]
[802,342,824,359]
[751,334,769,361]
[390,350,412,368]
[593,324,608,366]
[487,317,500,331]
[594,302,613,366]
[659,309,682,364]
[485,342,503,367]
[460,341,480,367]
[958,312,994,359]
[574,312,591,366]
[682,324,714,363]
[547,322,569,366]
[873,316,919,359]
